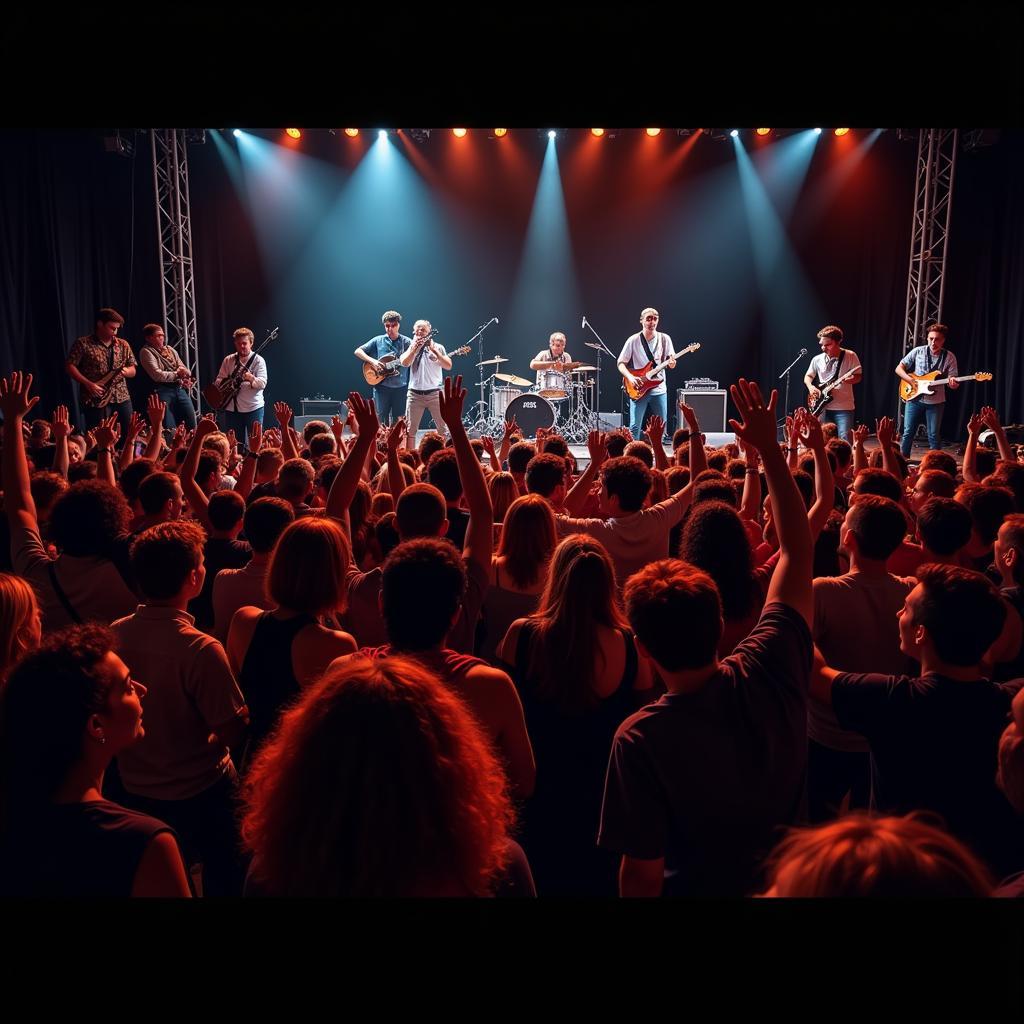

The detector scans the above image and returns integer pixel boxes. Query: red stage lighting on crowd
[834,127,851,137]
[645,128,661,137]
[452,128,468,138]
[493,128,507,137]
[285,128,301,139]
[344,128,359,138]
[591,128,605,137]
[755,128,771,136]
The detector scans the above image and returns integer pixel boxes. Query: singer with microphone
[803,325,861,442]
[529,330,575,387]
[399,319,451,446]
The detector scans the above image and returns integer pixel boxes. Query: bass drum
[505,392,556,437]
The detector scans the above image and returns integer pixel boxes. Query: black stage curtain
[1,130,1021,439]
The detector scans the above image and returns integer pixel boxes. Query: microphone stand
[777,347,807,441]
[581,317,617,433]
[463,317,500,436]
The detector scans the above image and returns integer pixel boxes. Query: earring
[99,736,106,745]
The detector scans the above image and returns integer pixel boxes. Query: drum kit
[469,356,598,442]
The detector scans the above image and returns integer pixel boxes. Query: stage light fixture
[645,128,661,137]
[814,128,822,135]
[755,128,771,136]
[452,128,468,138]
[493,128,507,137]
[285,128,301,139]
[730,129,739,137]
[591,128,605,137]
[834,128,850,137]
[232,129,242,138]
[344,128,359,137]
[378,130,387,139]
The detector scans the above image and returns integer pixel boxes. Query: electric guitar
[809,365,861,416]
[899,370,992,402]
[362,335,472,386]
[622,343,700,401]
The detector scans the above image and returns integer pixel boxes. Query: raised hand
[51,404,72,440]
[330,414,345,441]
[535,425,551,451]
[852,422,869,446]
[503,416,519,442]
[644,414,666,444]
[94,414,121,450]
[875,415,896,448]
[194,415,220,441]
[263,427,282,449]
[345,405,359,437]
[347,391,380,438]
[980,406,1002,431]
[248,419,262,453]
[437,374,467,428]
[727,378,779,454]
[84,429,97,454]
[125,411,145,441]
[587,428,609,469]
[147,393,167,431]
[385,417,408,454]
[967,410,985,436]
[274,401,293,428]
[0,372,41,420]
[678,397,700,432]
[170,423,187,450]
[480,434,499,467]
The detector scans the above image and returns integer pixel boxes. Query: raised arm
[644,415,670,472]
[274,402,298,461]
[163,423,187,471]
[738,440,762,524]
[729,379,813,625]
[498,415,518,469]
[0,372,41,532]
[330,414,350,460]
[92,415,120,489]
[385,418,408,501]
[144,395,167,462]
[564,430,608,517]
[963,410,984,483]
[235,420,262,499]
[118,411,146,473]
[980,406,1015,466]
[51,404,71,480]
[325,392,379,525]
[678,399,708,479]
[851,422,869,476]
[875,415,903,481]
[798,409,835,540]
[437,375,492,575]
[180,416,219,532]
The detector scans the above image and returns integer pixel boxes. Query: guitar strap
[819,349,845,388]
[638,331,658,366]
[925,347,946,375]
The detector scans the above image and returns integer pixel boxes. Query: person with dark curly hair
[0,624,191,897]
[241,654,533,896]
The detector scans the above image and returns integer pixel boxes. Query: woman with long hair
[227,516,357,763]
[496,533,653,894]
[488,472,519,525]
[0,624,191,896]
[0,573,42,682]
[241,654,530,896]
[478,494,556,664]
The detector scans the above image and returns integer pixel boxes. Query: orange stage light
[591,128,605,137]
[834,128,851,137]
[493,128,507,137]
[285,128,301,139]
[755,128,771,136]
[645,128,661,137]
[452,128,468,138]
[343,128,359,138]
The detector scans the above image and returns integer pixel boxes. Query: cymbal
[584,342,604,351]
[477,356,509,366]
[570,364,597,372]
[495,372,532,386]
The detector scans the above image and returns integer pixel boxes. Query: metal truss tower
[897,129,958,431]
[151,130,201,408]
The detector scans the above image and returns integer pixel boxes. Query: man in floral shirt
[66,307,137,434]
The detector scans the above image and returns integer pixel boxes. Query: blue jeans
[900,399,944,456]
[821,407,854,443]
[155,384,198,430]
[222,407,265,450]
[629,390,668,440]
[84,399,133,438]
[373,385,408,426]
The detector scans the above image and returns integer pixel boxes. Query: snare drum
[506,393,557,437]
[489,386,520,419]
[537,369,568,398]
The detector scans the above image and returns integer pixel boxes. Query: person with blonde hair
[241,654,531,896]
[0,573,42,682]
[761,813,993,897]
[488,471,519,526]
[228,516,357,761]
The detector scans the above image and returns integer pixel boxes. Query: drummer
[529,331,575,389]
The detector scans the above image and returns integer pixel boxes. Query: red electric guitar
[622,342,700,401]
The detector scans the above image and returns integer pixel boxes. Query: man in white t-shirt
[529,331,574,390]
[213,327,268,447]
[399,319,452,447]
[618,307,676,440]
[804,325,862,443]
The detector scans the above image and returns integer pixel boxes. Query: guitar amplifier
[300,399,344,417]
[677,389,728,432]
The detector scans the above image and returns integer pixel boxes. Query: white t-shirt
[408,343,448,391]
[618,332,673,396]
[214,353,268,412]
[806,349,861,412]
[532,349,573,388]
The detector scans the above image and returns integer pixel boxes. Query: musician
[530,331,574,388]
[354,310,411,425]
[213,327,268,443]
[139,324,198,430]
[804,326,862,443]
[895,323,959,457]
[65,307,137,435]
[398,319,451,446]
[618,307,675,441]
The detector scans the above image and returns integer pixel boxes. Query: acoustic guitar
[622,343,700,401]
[899,370,992,402]
[362,336,472,386]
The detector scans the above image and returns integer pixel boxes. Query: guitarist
[398,319,452,446]
[354,310,411,425]
[895,323,959,457]
[618,308,676,440]
[65,307,138,436]
[212,327,268,445]
[803,325,861,442]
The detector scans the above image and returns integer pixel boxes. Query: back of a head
[277,458,315,504]
[678,502,755,621]
[507,441,537,475]
[243,497,295,554]
[623,440,654,469]
[427,448,463,503]
[956,482,1015,545]
[918,449,958,479]
[267,517,351,616]
[488,472,519,523]
[497,494,557,589]
[693,476,738,509]
[914,563,1006,665]
[843,495,909,562]
[915,469,957,501]
[67,460,98,484]
[853,467,903,504]
[525,453,567,499]
[624,558,722,671]
[137,471,181,517]
[602,456,652,513]
[606,433,630,459]
[208,489,246,532]
[381,538,465,650]
[118,458,157,505]
[302,420,329,445]
[202,432,231,465]
[986,462,1024,513]
[916,497,973,556]
[256,448,284,480]
[418,431,446,467]
[29,471,68,518]
[308,433,338,461]
[792,468,815,510]
[395,483,447,539]
[973,447,998,480]
[764,813,993,897]
[826,438,853,471]
[374,511,401,561]
[665,466,691,495]
[49,480,131,558]
[130,520,206,601]
[240,654,513,897]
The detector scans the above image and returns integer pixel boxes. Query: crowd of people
[2,365,1024,899]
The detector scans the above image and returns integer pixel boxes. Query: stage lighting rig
[406,129,431,143]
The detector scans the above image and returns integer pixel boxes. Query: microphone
[799,347,807,356]
[494,316,500,324]
[581,316,587,328]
